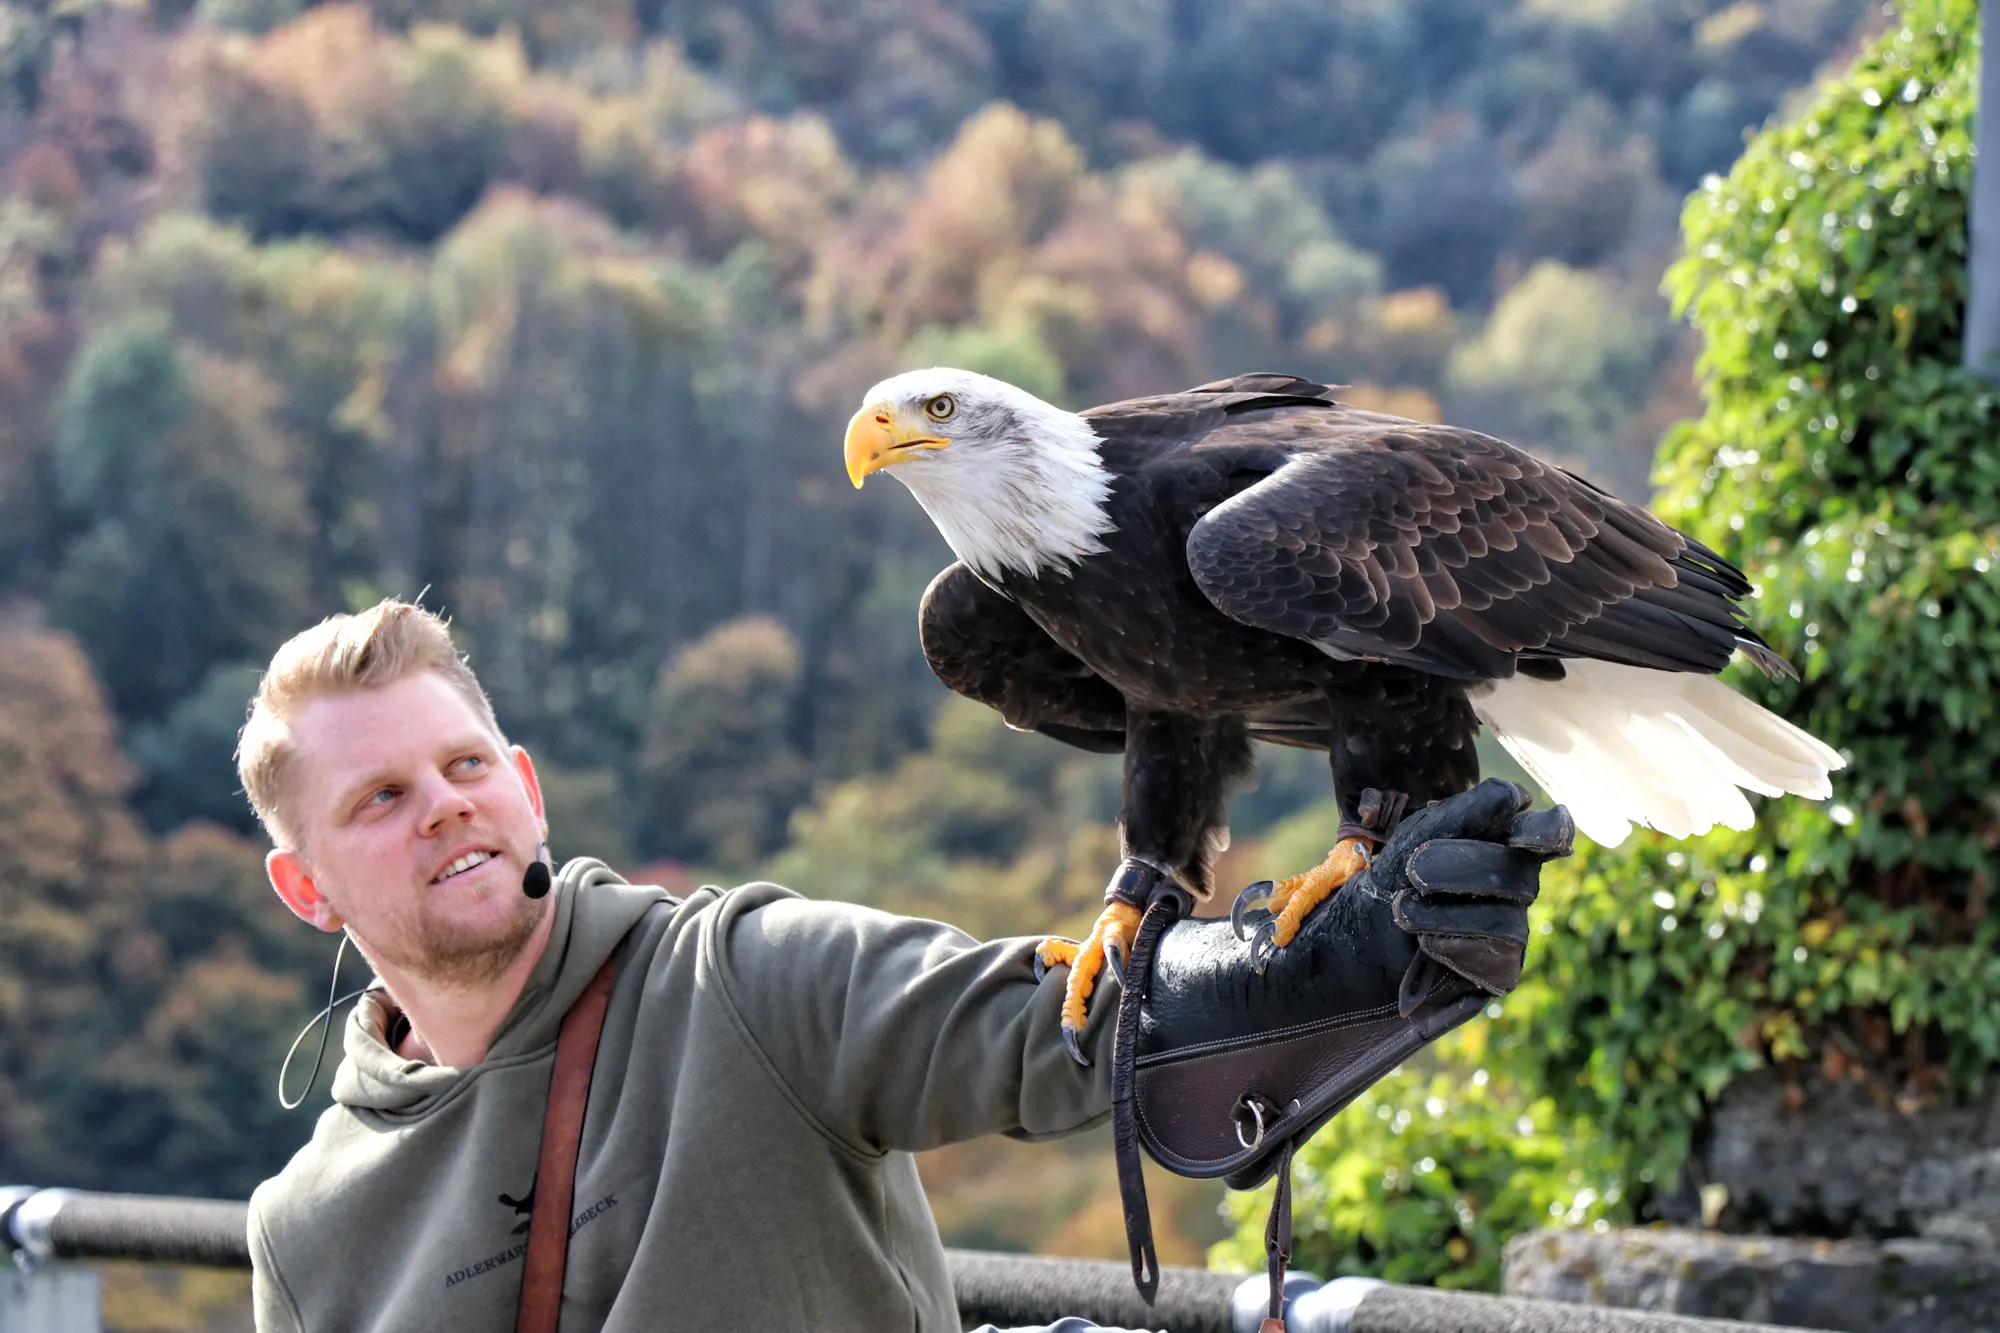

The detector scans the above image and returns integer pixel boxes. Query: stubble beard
[415,890,547,989]
[361,882,549,991]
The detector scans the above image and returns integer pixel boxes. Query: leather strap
[1110,868,1192,1305]
[515,952,620,1333]
[1260,1139,1296,1331]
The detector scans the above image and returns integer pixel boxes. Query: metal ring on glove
[1233,1096,1269,1151]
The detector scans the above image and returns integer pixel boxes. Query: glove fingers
[1392,893,1532,945]
[1406,840,1544,905]
[1372,779,1531,882]
[1400,778,1531,843]
[1418,933,1526,997]
[1508,804,1576,858]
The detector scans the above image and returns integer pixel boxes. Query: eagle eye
[923,394,957,423]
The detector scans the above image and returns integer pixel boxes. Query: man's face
[266,670,550,989]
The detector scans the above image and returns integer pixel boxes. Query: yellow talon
[1265,836,1373,948]
[1044,901,1143,1035]
[1036,937,1080,971]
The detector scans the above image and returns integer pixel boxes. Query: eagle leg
[1039,902,1143,1060]
[1232,788,1410,971]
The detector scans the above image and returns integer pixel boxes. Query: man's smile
[431,848,501,884]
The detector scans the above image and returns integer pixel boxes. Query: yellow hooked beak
[844,402,949,487]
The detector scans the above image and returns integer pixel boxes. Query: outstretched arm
[709,781,1568,1162]
[711,888,1119,1156]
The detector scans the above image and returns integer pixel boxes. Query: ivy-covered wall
[1220,0,2000,1286]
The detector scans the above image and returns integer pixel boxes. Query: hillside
[0,0,1874,1278]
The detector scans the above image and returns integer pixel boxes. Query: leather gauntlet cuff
[1129,781,1572,1192]
[1128,913,1489,1191]
[1103,781,1570,1321]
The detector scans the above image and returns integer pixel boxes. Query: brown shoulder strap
[515,952,619,1333]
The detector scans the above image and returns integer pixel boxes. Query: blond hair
[237,600,504,848]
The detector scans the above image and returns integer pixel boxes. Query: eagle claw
[1231,881,1276,941]
[1233,904,1276,940]
[1249,921,1280,974]
[1104,936,1127,988]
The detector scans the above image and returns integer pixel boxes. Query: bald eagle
[845,370,1843,1046]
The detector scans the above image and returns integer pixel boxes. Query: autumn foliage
[0,0,1876,1274]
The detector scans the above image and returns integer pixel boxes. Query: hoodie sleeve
[708,886,1119,1156]
[247,1192,305,1333]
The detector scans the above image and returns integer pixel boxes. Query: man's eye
[369,788,398,805]
[454,755,485,774]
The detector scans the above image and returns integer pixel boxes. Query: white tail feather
[1469,660,1846,847]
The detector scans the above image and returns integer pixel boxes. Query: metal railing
[2,1188,1835,1333]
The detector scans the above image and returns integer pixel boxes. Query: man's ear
[510,745,546,831]
[268,849,344,932]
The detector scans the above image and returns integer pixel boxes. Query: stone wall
[1503,1227,2000,1332]
[1501,1066,2000,1331]
[1662,1066,2000,1244]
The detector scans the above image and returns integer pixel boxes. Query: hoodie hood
[333,858,670,1115]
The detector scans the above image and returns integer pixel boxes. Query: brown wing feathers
[1178,404,1777,682]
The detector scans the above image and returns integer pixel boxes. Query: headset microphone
[522,845,552,899]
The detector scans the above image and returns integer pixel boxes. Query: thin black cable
[278,934,370,1110]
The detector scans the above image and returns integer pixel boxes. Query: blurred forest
[0,0,1886,1308]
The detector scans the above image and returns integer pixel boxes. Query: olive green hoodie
[247,860,1118,1332]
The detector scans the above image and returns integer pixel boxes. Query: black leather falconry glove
[1101,779,1573,1327]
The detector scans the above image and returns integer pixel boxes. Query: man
[241,599,1566,1331]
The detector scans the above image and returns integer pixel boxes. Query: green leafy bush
[1522,0,2000,1171]
[1237,0,2000,1282]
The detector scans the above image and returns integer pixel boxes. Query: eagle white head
[845,367,1115,580]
